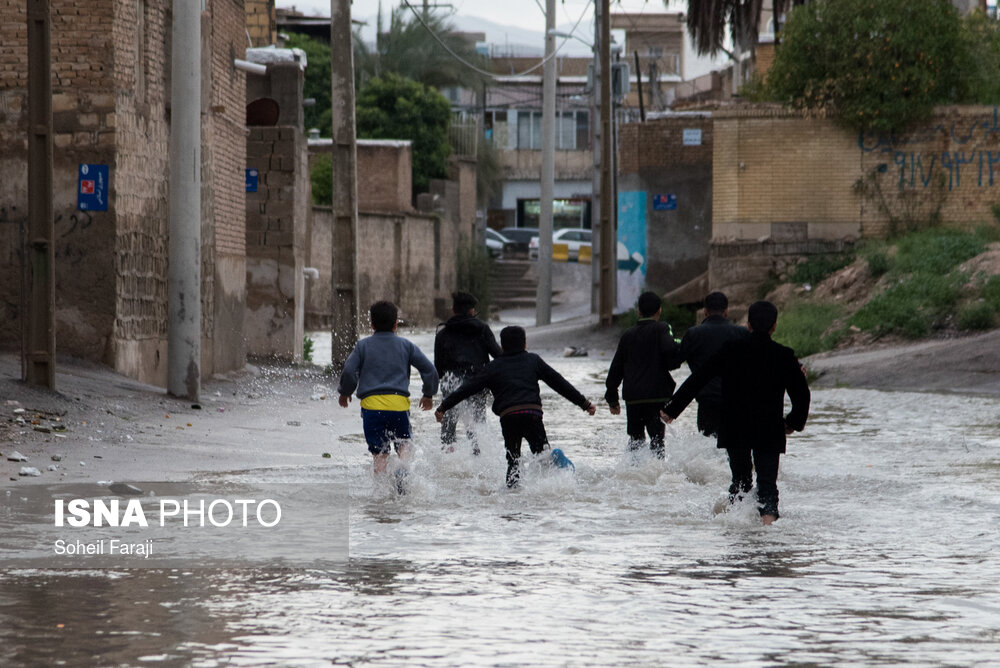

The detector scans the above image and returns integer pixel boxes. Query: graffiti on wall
[0,204,95,267]
[859,108,1000,190]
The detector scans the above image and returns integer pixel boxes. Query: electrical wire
[399,0,592,79]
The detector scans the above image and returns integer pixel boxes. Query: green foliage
[957,10,1000,105]
[789,253,854,286]
[981,275,1000,310]
[284,33,332,136]
[768,0,966,133]
[957,301,996,331]
[456,243,493,318]
[975,221,1000,243]
[303,336,315,363]
[851,272,965,338]
[892,229,986,275]
[662,303,697,339]
[859,241,891,277]
[310,153,332,206]
[773,302,844,358]
[356,73,452,194]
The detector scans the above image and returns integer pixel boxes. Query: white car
[485,228,513,258]
[529,228,593,260]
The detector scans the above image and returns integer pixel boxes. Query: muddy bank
[805,329,1000,395]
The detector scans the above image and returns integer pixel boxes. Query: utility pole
[536,0,556,326]
[598,0,614,325]
[167,0,201,400]
[25,0,55,389]
[590,0,601,314]
[330,0,360,368]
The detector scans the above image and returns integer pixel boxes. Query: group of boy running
[337,289,810,524]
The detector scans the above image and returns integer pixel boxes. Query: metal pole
[167,0,201,400]
[25,0,55,389]
[330,0,360,368]
[598,0,614,325]
[536,0,556,326]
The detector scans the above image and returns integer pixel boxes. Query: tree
[685,0,809,57]
[283,33,332,135]
[356,73,452,194]
[765,0,966,133]
[353,6,489,92]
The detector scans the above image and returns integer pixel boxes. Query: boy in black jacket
[604,291,680,458]
[434,292,503,454]
[661,301,810,524]
[435,326,596,487]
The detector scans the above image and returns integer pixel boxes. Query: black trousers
[696,401,723,438]
[440,383,488,453]
[625,402,665,457]
[727,447,781,517]
[499,413,548,487]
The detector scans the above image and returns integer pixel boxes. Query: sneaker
[550,448,575,471]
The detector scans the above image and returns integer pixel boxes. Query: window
[517,110,590,150]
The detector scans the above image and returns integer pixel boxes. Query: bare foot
[761,514,777,526]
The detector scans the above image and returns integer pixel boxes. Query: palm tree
[685,0,809,56]
[353,5,489,91]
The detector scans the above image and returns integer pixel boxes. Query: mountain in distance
[352,12,595,57]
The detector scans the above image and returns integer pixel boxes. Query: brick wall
[0,0,118,362]
[205,0,248,375]
[357,140,413,213]
[246,0,276,48]
[246,126,306,360]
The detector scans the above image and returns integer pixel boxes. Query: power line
[398,0,592,79]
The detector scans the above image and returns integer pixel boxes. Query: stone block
[52,92,77,113]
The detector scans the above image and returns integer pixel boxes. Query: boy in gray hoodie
[338,301,439,475]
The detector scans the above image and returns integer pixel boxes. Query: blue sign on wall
[653,194,677,211]
[246,168,259,193]
[78,164,109,211]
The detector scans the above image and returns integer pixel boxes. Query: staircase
[490,259,564,311]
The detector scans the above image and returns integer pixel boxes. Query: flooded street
[2,341,999,666]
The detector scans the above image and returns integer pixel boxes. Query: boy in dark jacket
[674,291,750,438]
[604,291,680,458]
[661,301,810,524]
[434,292,503,454]
[435,326,596,487]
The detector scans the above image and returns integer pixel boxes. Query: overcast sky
[277,0,683,37]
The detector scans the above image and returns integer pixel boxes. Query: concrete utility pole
[167,0,201,400]
[590,0,601,315]
[598,0,614,325]
[536,0,556,326]
[25,0,55,389]
[330,0,360,368]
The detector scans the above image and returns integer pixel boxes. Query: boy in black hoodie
[434,292,503,454]
[604,291,680,458]
[435,326,596,487]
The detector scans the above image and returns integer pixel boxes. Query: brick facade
[246,0,276,48]
[1,0,247,386]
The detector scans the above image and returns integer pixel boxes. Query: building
[0,0,248,386]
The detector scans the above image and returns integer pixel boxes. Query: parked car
[499,226,540,256]
[529,228,593,260]
[485,228,514,258]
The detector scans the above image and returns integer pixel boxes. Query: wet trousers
[499,413,548,487]
[440,385,488,454]
[727,447,781,517]
[625,402,665,457]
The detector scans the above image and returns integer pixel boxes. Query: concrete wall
[618,114,714,295]
[358,141,413,213]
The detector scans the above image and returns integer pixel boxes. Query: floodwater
[2,338,999,666]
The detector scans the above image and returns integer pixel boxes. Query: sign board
[653,194,677,211]
[245,168,259,193]
[682,128,702,146]
[78,164,109,211]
